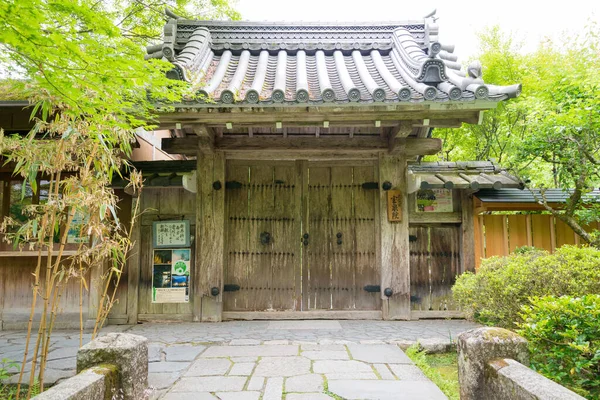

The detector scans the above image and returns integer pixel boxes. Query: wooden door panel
[353,166,380,310]
[307,167,332,310]
[271,166,299,310]
[224,162,299,311]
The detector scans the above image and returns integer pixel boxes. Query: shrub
[452,245,600,328]
[519,295,600,399]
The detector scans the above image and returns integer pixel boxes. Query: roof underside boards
[408,161,523,190]
[147,13,521,107]
[112,160,521,190]
[475,188,600,203]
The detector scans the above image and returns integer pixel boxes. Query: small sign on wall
[153,220,190,247]
[387,190,402,222]
[152,248,190,303]
[416,189,453,213]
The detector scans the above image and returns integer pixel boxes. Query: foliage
[519,295,600,399]
[429,23,600,246]
[0,0,238,397]
[405,345,459,400]
[452,246,600,328]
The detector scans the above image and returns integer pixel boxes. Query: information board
[416,189,453,213]
[152,248,190,303]
[153,220,190,248]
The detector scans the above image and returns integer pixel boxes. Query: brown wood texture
[163,136,442,157]
[429,226,460,311]
[307,166,332,310]
[507,215,530,252]
[555,218,577,247]
[223,162,300,312]
[353,166,381,310]
[0,256,90,329]
[224,164,250,311]
[409,226,429,311]
[196,152,226,321]
[461,191,476,273]
[379,154,410,319]
[483,215,508,257]
[387,190,402,222]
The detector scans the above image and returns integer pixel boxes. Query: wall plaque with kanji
[153,220,191,248]
[387,190,402,222]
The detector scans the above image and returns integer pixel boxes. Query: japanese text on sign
[153,220,190,248]
[387,190,402,222]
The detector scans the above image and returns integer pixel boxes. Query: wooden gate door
[304,163,381,311]
[224,161,301,311]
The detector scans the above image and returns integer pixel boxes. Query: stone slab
[301,344,346,351]
[148,361,189,373]
[267,321,342,330]
[166,345,206,361]
[201,345,298,358]
[215,391,260,400]
[254,356,311,377]
[347,344,412,364]
[185,358,231,376]
[286,394,333,400]
[148,372,180,390]
[247,376,265,391]
[162,392,217,400]
[388,364,430,381]
[374,364,396,380]
[229,362,255,376]
[328,379,448,400]
[263,376,284,400]
[302,350,349,360]
[285,374,324,393]
[324,372,378,380]
[313,360,373,374]
[170,376,246,392]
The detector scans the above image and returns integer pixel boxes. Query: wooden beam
[389,122,413,140]
[162,136,443,157]
[380,154,410,320]
[389,137,442,156]
[186,124,215,139]
[158,109,483,125]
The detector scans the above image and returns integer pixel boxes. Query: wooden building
[0,11,524,329]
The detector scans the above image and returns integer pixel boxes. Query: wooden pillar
[194,151,225,322]
[86,262,103,329]
[126,195,141,325]
[461,190,476,273]
[379,154,410,320]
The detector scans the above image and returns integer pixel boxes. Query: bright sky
[236,0,598,61]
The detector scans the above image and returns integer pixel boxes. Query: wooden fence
[475,214,597,268]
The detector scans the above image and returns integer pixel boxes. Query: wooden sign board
[387,190,402,222]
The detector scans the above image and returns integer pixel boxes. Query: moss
[481,328,521,342]
[91,364,121,400]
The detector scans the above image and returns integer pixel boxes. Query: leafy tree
[0,0,238,396]
[432,23,600,246]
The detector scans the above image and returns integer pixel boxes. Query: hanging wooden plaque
[387,190,402,222]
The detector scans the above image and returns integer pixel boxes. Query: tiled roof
[475,188,600,203]
[147,10,521,106]
[408,161,523,190]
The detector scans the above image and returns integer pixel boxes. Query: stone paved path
[0,320,480,399]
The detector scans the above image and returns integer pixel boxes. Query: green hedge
[519,295,600,399]
[452,246,600,328]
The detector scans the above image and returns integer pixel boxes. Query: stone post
[77,333,148,400]
[457,327,529,400]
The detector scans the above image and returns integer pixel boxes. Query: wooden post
[195,151,225,322]
[379,154,410,320]
[126,196,141,325]
[86,262,103,329]
[461,190,476,273]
